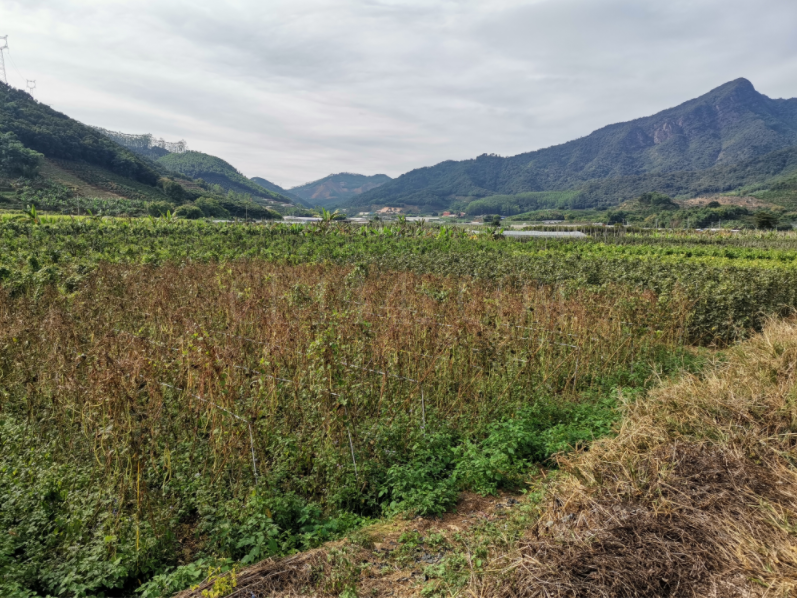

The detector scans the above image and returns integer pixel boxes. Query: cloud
[1,0,796,187]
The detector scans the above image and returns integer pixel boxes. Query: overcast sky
[2,0,797,188]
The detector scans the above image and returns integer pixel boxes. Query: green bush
[173,204,203,219]
[159,179,188,202]
[0,132,43,178]
[755,211,779,229]
[383,433,459,517]
[147,201,174,217]
[195,196,230,219]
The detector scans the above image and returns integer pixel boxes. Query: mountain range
[0,82,302,214]
[3,78,797,217]
[350,78,797,212]
[250,177,310,206]
[289,173,392,207]
[155,151,290,202]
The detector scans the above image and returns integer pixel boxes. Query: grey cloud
[1,0,797,187]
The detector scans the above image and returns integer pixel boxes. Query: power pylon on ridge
[26,79,35,95]
[0,36,8,85]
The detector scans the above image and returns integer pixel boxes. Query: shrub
[755,210,779,229]
[159,178,188,202]
[173,204,203,219]
[0,132,43,178]
[195,196,230,219]
[147,201,174,217]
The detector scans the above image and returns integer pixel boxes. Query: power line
[0,36,8,85]
[0,36,37,92]
[7,44,32,90]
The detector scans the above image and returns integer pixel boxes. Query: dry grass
[1,261,683,497]
[473,318,797,598]
[173,491,517,598]
[182,319,797,598]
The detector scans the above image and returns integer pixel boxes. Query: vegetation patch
[470,318,797,598]
[0,259,692,597]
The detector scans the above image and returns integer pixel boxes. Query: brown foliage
[487,319,797,598]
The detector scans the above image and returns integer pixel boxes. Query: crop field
[4,218,797,341]
[1,261,693,596]
[2,218,797,597]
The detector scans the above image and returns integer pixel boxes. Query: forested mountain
[251,176,310,207]
[290,172,391,207]
[157,151,293,202]
[353,79,797,210]
[0,83,160,185]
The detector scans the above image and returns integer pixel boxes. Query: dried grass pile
[493,318,797,598]
[172,551,326,598]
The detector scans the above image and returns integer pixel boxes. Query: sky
[1,0,797,188]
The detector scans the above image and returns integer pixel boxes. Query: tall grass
[0,261,691,596]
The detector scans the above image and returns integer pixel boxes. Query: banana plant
[319,207,343,223]
[85,209,102,222]
[12,204,41,225]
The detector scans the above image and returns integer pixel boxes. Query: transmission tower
[26,79,35,95]
[0,36,8,85]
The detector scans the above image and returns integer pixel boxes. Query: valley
[4,75,797,598]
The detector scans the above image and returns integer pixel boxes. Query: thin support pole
[421,388,426,432]
[248,423,259,483]
[347,427,358,480]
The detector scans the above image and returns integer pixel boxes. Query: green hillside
[0,83,160,186]
[354,79,797,210]
[462,190,581,215]
[753,171,797,207]
[158,151,292,203]
[0,86,284,219]
[291,172,391,207]
[384,147,797,217]
[572,146,797,208]
[251,176,310,207]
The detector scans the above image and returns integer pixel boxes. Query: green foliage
[383,433,459,517]
[755,210,779,229]
[289,172,391,207]
[319,207,345,222]
[219,193,282,220]
[0,223,711,596]
[637,191,678,210]
[173,203,203,219]
[0,132,43,177]
[353,79,797,211]
[147,201,174,217]
[157,151,290,202]
[380,394,620,516]
[464,191,581,216]
[4,219,797,343]
[194,197,230,219]
[135,559,229,598]
[159,178,188,202]
[250,177,308,206]
[0,83,159,185]
[755,173,797,208]
[42,158,171,204]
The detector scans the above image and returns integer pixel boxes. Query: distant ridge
[352,79,797,211]
[290,172,391,207]
[251,177,311,207]
[157,151,294,203]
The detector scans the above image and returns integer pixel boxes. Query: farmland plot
[0,261,691,597]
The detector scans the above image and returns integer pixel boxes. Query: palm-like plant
[319,207,343,223]
[12,204,41,225]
